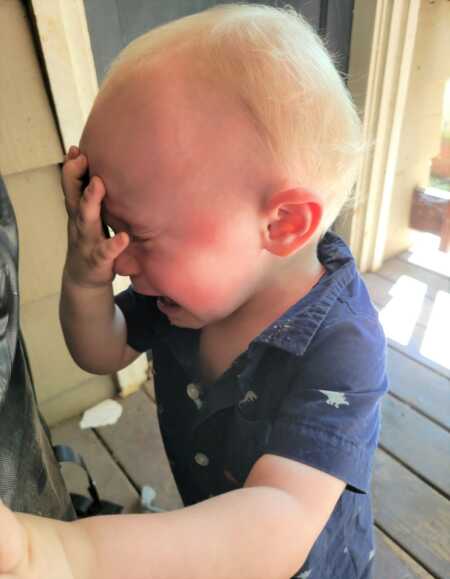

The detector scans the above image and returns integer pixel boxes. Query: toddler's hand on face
[61,146,129,289]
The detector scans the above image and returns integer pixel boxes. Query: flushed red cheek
[189,215,224,248]
[163,264,226,313]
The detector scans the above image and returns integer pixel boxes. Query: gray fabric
[0,175,75,520]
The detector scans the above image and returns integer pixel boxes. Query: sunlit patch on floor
[420,290,450,369]
[379,275,427,345]
[407,231,450,277]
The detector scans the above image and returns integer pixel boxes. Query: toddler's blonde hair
[103,3,364,231]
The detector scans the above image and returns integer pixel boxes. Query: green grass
[429,174,450,192]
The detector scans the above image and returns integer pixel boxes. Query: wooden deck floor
[51,251,450,579]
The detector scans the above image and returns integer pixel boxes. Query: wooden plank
[388,326,449,379]
[349,0,421,271]
[6,166,68,306]
[398,249,450,279]
[378,257,449,300]
[31,0,98,152]
[51,418,140,513]
[387,348,450,430]
[372,449,450,578]
[0,0,63,175]
[40,375,115,428]
[363,272,449,377]
[374,527,434,579]
[95,390,183,511]
[21,293,106,402]
[363,272,432,328]
[379,395,450,496]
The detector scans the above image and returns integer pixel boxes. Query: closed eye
[129,233,153,245]
[104,226,150,245]
[100,209,153,244]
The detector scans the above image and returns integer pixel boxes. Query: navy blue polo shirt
[115,232,388,579]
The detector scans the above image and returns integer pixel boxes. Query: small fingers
[64,145,80,162]
[62,146,87,181]
[93,232,129,266]
[76,176,107,237]
[62,148,89,215]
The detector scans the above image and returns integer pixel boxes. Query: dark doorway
[84,0,354,82]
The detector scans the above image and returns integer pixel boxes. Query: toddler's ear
[262,188,323,257]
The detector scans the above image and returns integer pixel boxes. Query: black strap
[54,444,123,517]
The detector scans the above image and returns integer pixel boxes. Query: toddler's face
[81,63,278,328]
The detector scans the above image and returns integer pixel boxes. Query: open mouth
[157,296,180,310]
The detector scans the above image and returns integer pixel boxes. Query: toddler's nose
[114,248,140,277]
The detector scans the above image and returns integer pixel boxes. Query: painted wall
[335,0,378,244]
[0,0,115,426]
[384,0,450,259]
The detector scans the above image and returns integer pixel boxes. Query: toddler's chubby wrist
[62,267,113,295]
[16,512,92,579]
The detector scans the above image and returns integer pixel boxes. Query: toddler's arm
[0,455,344,579]
[59,147,140,374]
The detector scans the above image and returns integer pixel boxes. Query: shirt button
[194,452,210,467]
[187,383,200,400]
[187,383,203,409]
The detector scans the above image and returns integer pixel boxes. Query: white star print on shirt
[238,390,258,407]
[318,390,350,408]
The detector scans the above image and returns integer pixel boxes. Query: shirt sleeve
[266,315,388,493]
[115,286,165,352]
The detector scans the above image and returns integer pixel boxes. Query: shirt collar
[253,232,356,357]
